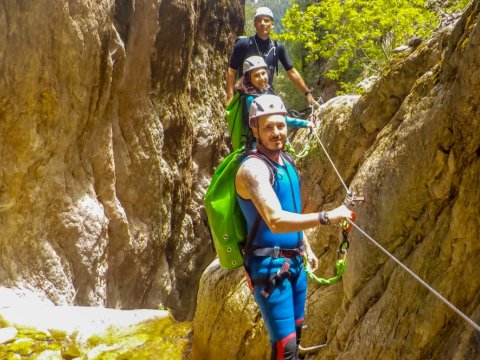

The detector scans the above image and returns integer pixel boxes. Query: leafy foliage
[280,0,472,90]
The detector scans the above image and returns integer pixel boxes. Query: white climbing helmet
[249,94,287,127]
[255,7,274,21]
[243,56,268,74]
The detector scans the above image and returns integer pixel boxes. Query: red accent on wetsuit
[276,332,296,360]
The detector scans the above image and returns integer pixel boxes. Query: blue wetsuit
[237,151,306,359]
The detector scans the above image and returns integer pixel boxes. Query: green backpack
[225,92,249,151]
[204,148,246,269]
[204,148,276,270]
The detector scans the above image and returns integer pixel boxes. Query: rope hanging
[309,123,480,333]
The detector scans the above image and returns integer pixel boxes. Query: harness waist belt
[249,246,304,258]
[251,259,293,297]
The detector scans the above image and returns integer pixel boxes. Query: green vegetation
[241,1,472,103]
[0,318,191,360]
[280,0,472,92]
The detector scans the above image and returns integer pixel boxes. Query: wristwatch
[318,211,330,225]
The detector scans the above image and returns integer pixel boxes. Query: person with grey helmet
[235,55,271,96]
[234,55,314,149]
[226,7,315,107]
[235,94,352,359]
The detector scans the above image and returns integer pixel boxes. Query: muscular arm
[236,158,320,233]
[226,67,237,105]
[236,157,352,234]
[286,68,315,104]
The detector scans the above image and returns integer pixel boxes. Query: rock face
[0,0,243,321]
[193,3,480,359]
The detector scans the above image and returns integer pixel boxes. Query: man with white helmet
[235,94,352,359]
[226,7,315,106]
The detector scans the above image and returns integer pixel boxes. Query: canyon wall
[0,0,243,321]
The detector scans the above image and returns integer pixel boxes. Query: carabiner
[338,229,350,256]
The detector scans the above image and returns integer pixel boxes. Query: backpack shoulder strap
[240,151,277,258]
[281,149,295,166]
[242,214,261,257]
[241,150,276,256]
[241,150,300,257]
[241,150,277,186]
[273,39,279,75]
[235,35,249,44]
[241,150,301,257]
[280,150,301,182]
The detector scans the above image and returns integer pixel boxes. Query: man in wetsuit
[235,94,352,360]
[226,7,315,106]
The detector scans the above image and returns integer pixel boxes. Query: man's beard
[257,135,284,156]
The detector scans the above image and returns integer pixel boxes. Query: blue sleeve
[229,38,249,70]
[245,95,254,113]
[277,42,294,71]
[286,116,309,129]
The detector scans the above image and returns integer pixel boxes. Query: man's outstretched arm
[236,158,352,234]
[286,68,315,105]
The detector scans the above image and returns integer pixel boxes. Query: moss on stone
[0,317,192,359]
[87,317,192,359]
[6,338,36,356]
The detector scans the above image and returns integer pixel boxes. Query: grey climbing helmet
[243,56,268,75]
[249,94,287,127]
[255,7,274,21]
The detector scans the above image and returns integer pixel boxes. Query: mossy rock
[87,318,192,359]
[7,338,36,356]
[0,316,191,360]
[62,343,82,358]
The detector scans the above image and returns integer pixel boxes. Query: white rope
[310,128,480,333]
[298,344,327,352]
[348,219,480,333]
[311,131,350,194]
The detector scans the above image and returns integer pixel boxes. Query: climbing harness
[245,247,304,298]
[309,129,480,334]
[252,257,295,298]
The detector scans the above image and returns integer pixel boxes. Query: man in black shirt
[226,7,315,106]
